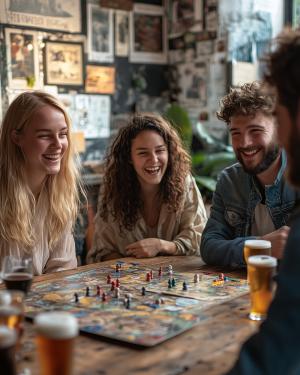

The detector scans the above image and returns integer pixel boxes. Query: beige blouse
[87,175,207,262]
[0,190,77,276]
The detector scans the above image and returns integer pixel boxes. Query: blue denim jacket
[200,151,300,268]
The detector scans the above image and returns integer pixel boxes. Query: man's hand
[125,238,162,258]
[260,226,290,259]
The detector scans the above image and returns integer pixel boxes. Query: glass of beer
[35,312,78,375]
[0,325,17,375]
[244,240,272,264]
[2,256,33,294]
[247,255,277,321]
[0,291,24,341]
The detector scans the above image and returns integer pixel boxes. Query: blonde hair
[0,91,83,251]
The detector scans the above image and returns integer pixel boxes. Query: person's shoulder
[217,162,247,184]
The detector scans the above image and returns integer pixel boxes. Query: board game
[25,262,249,347]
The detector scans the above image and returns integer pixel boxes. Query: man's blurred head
[265,28,300,188]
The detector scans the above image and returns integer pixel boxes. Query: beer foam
[0,291,12,305]
[0,325,17,348]
[244,240,271,249]
[248,255,277,267]
[35,312,78,339]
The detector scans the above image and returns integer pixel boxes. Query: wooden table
[17,257,259,375]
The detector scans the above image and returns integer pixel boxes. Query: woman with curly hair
[0,91,83,275]
[87,113,207,262]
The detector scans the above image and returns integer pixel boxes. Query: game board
[25,262,249,347]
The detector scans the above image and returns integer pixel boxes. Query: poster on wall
[168,0,203,36]
[59,94,110,139]
[44,41,84,87]
[0,0,81,33]
[87,4,114,63]
[5,28,40,89]
[115,10,129,57]
[130,4,167,64]
[85,65,115,94]
[178,61,208,108]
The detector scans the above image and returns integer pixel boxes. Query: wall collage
[0,0,282,161]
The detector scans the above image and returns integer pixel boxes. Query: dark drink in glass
[3,273,32,294]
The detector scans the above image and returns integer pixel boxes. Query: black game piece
[142,287,146,296]
[86,287,90,297]
[168,279,172,288]
[74,293,79,303]
[182,281,188,291]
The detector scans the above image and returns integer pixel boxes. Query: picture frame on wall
[44,40,84,87]
[85,65,115,94]
[130,4,167,64]
[0,0,81,33]
[5,28,40,89]
[115,10,129,57]
[168,0,203,36]
[87,4,114,63]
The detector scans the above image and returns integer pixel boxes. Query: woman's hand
[125,238,177,258]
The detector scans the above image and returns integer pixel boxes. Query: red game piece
[107,274,111,284]
[158,266,162,277]
[146,272,151,282]
[116,278,120,288]
[111,281,115,291]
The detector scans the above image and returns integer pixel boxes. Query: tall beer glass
[0,325,17,375]
[0,291,24,341]
[244,240,272,264]
[35,312,78,375]
[247,255,277,321]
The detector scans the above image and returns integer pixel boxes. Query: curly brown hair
[264,28,300,121]
[217,81,275,124]
[100,113,191,231]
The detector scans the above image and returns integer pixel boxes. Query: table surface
[17,256,259,375]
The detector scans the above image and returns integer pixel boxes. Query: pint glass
[35,312,78,375]
[247,255,277,321]
[0,291,24,340]
[0,325,17,375]
[244,240,272,264]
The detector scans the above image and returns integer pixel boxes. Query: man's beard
[286,128,300,188]
[236,144,280,176]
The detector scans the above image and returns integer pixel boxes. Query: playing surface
[25,262,249,347]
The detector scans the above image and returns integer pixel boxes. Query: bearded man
[200,81,300,267]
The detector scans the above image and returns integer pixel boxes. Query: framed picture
[168,0,203,36]
[5,28,40,89]
[59,93,111,139]
[115,10,129,57]
[0,0,81,33]
[87,4,114,63]
[44,41,84,87]
[85,65,115,94]
[130,4,167,64]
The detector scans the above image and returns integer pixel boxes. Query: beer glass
[0,325,17,375]
[247,255,277,321]
[244,240,272,264]
[35,312,78,375]
[2,256,33,294]
[0,290,24,341]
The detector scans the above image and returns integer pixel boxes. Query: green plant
[165,103,192,150]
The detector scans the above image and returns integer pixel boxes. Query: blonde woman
[0,91,82,275]
[88,113,207,262]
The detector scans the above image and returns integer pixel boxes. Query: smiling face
[229,112,280,175]
[14,105,69,190]
[130,130,168,192]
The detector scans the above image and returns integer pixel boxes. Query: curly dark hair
[217,81,275,124]
[264,28,300,121]
[100,113,191,231]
